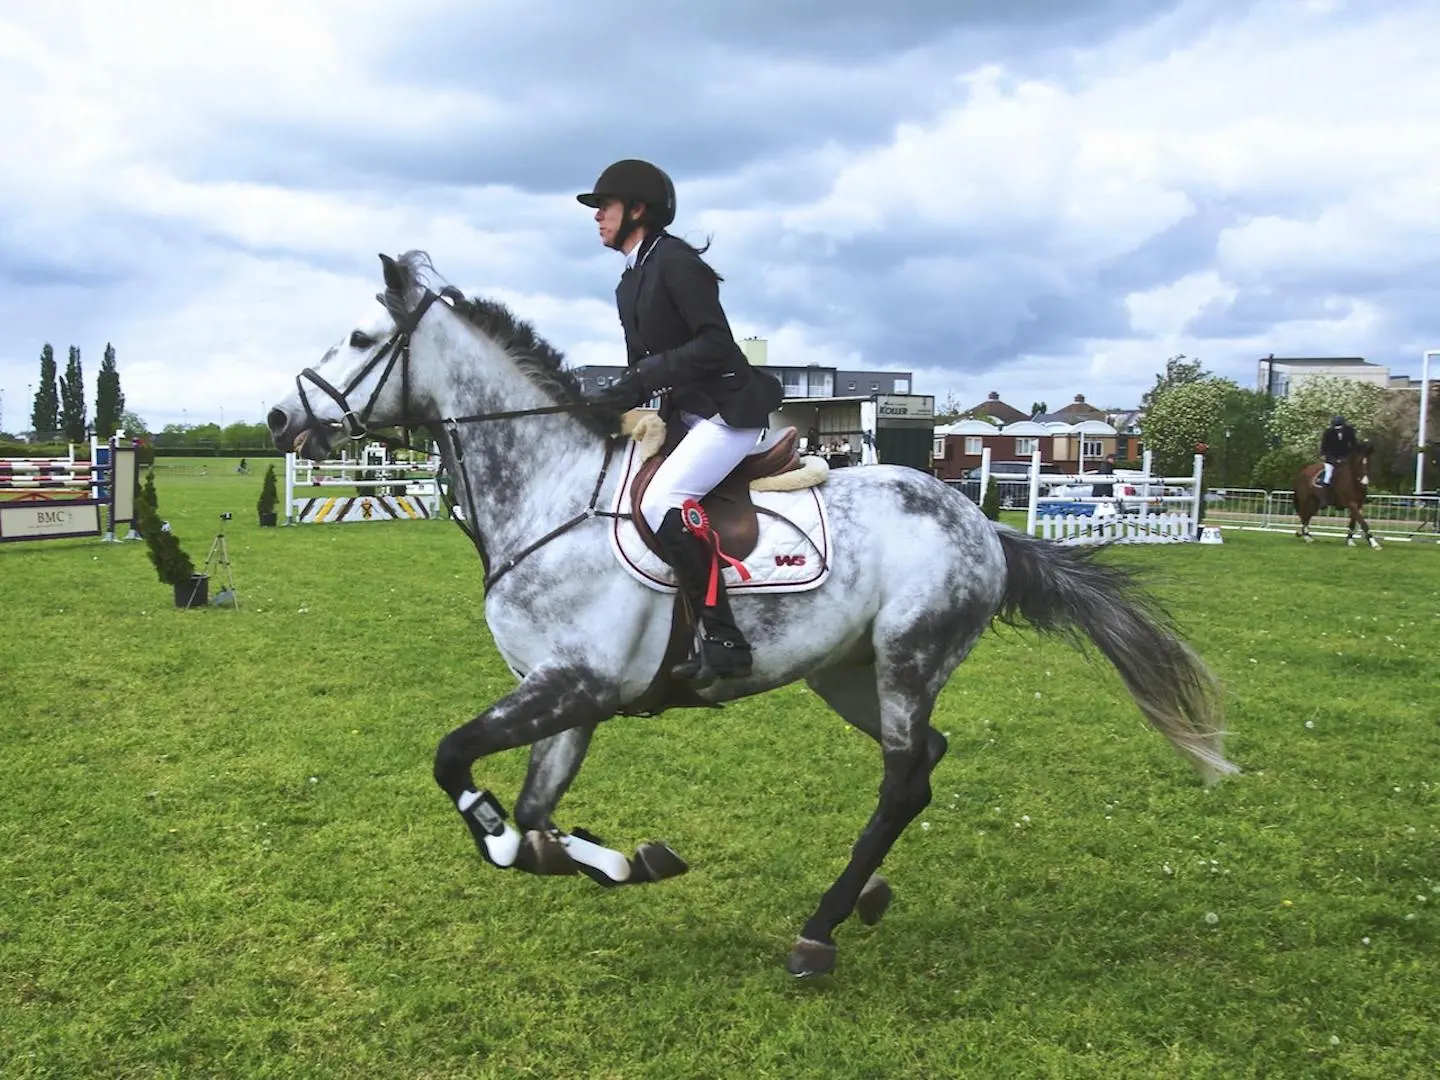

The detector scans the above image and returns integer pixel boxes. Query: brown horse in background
[1293,441,1381,548]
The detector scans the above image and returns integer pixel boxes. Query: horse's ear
[379,253,404,293]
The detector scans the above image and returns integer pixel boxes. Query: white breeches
[640,411,765,532]
[1321,461,1335,483]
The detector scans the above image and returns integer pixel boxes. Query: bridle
[289,285,626,591]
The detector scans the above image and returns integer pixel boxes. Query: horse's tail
[992,525,1239,785]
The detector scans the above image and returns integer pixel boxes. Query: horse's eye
[350,331,374,349]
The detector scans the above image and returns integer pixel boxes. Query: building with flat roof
[1257,356,1391,398]
[569,336,913,401]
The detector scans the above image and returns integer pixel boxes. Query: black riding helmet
[577,159,676,248]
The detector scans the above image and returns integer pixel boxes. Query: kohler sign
[876,394,934,420]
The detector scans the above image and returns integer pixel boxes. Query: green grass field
[2,459,1438,1079]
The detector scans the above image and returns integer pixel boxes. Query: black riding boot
[653,508,754,685]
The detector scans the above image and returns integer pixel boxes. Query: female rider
[579,159,784,686]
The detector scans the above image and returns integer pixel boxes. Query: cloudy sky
[1,0,1436,433]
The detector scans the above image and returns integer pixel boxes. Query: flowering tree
[1270,375,1387,453]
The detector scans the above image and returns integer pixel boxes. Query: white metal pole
[284,451,296,525]
[1025,447,1041,536]
[1191,452,1204,537]
[1418,350,1435,495]
[979,444,992,506]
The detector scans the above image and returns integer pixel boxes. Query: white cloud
[1,0,1437,435]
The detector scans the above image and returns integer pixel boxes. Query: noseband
[293,288,443,444]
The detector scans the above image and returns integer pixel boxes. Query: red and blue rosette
[680,499,751,605]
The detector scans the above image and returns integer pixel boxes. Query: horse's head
[268,253,445,461]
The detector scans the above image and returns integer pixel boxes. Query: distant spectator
[1094,453,1116,498]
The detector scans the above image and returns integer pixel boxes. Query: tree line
[1139,356,1437,492]
[27,342,126,442]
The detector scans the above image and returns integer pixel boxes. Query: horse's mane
[392,250,617,436]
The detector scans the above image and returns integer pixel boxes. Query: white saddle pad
[607,439,832,595]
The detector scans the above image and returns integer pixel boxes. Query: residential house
[934,404,1124,480]
[1106,409,1146,463]
[963,391,1028,426]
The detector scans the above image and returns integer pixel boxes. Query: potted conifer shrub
[257,463,280,527]
[135,470,206,608]
[980,476,1001,521]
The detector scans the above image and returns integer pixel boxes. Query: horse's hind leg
[789,628,975,978]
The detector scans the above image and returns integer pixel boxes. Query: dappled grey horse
[267,252,1238,977]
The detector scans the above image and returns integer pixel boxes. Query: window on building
[806,370,834,396]
[933,438,946,459]
[870,382,880,391]
[782,372,804,396]
[847,381,856,391]
[894,379,910,393]
[1083,439,1104,458]
[1015,437,1038,456]
[964,436,983,455]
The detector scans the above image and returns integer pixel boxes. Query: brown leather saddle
[614,423,803,720]
[629,425,803,561]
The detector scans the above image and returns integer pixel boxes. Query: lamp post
[1419,350,1435,495]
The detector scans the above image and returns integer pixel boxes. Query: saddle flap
[629,457,761,562]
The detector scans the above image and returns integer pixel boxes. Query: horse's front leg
[1354,508,1382,549]
[432,665,620,876]
[511,727,690,886]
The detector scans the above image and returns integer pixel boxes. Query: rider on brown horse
[1316,415,1358,489]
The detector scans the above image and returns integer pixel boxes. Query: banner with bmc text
[0,500,102,543]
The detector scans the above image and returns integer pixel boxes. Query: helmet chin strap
[610,200,646,253]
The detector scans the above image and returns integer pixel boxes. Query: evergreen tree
[95,342,126,438]
[31,343,60,437]
[59,346,88,443]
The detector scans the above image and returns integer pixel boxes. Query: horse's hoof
[856,874,893,926]
[513,829,578,876]
[629,841,689,883]
[786,936,838,978]
[1346,538,1356,547]
[1369,539,1382,550]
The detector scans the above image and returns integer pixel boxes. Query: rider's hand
[588,369,650,410]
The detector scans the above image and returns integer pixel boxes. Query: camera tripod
[196,515,240,608]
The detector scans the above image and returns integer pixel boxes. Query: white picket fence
[1016,448,1205,545]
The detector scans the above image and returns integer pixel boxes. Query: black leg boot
[653,508,754,686]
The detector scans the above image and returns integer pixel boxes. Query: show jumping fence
[283,446,445,525]
[0,437,138,545]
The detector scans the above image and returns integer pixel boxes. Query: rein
[291,286,630,592]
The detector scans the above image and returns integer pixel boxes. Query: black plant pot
[258,511,278,527]
[174,574,209,609]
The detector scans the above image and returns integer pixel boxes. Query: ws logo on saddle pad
[607,421,832,596]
